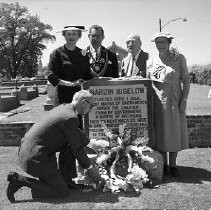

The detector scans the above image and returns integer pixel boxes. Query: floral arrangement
[77,122,155,194]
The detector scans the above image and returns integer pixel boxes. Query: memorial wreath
[76,122,162,194]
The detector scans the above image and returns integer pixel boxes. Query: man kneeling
[6,90,101,202]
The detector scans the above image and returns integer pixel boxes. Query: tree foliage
[189,63,211,85]
[0,2,55,79]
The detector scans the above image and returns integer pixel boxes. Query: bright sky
[4,0,211,67]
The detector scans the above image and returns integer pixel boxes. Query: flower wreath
[76,122,156,194]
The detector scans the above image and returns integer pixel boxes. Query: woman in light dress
[147,32,190,177]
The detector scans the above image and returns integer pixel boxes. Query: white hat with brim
[151,32,174,42]
[57,25,88,33]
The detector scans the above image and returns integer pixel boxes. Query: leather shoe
[163,165,169,175]
[67,180,86,189]
[6,172,23,203]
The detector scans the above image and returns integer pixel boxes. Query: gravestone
[44,81,59,110]
[83,77,154,146]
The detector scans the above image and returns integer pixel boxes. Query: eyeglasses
[89,34,102,39]
[85,100,95,109]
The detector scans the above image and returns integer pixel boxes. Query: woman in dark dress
[48,25,93,104]
[48,26,94,184]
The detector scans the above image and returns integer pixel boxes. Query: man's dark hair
[89,25,104,36]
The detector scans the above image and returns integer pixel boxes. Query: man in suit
[87,25,119,78]
[6,90,101,203]
[120,34,149,78]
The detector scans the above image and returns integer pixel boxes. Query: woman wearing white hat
[147,32,190,177]
[48,25,93,105]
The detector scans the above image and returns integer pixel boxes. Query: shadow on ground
[163,166,211,184]
[9,166,211,204]
[13,187,141,204]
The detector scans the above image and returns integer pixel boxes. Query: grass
[0,147,211,209]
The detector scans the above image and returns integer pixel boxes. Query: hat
[57,25,87,33]
[151,32,174,42]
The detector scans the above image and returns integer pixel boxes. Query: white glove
[59,80,74,87]
[74,79,84,87]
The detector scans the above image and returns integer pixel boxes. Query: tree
[0,2,55,79]
[189,63,211,85]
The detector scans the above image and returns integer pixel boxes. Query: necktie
[95,50,98,61]
[130,56,135,76]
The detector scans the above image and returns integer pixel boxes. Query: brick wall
[0,115,210,147]
[187,115,211,148]
[0,122,34,146]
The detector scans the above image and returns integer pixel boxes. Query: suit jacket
[87,45,119,78]
[104,48,119,78]
[120,50,149,78]
[18,103,91,177]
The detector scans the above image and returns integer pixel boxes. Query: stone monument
[81,77,163,187]
[83,77,154,146]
